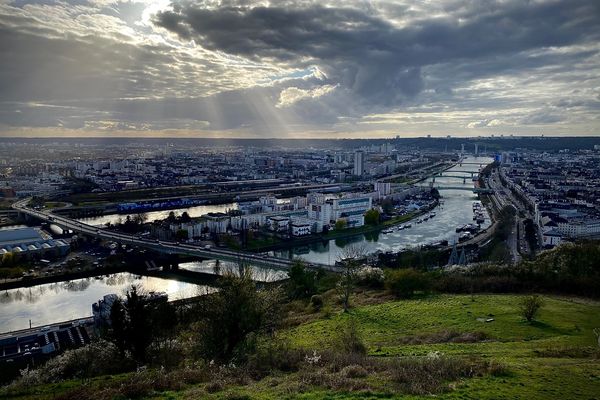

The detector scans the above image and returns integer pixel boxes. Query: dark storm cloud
[1,0,599,136]
[155,0,600,107]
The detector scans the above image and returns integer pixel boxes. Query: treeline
[435,240,600,298]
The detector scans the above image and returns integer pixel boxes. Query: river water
[277,156,493,265]
[0,273,208,332]
[77,203,238,227]
[1,156,491,333]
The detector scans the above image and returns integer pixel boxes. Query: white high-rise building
[353,150,364,176]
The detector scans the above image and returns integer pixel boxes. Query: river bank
[241,201,438,253]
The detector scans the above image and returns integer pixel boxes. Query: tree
[384,268,431,298]
[519,295,544,322]
[194,269,283,362]
[109,298,127,357]
[287,259,317,299]
[180,212,191,223]
[381,198,394,215]
[175,229,189,241]
[124,286,153,363]
[337,244,367,312]
[167,211,178,222]
[1,251,15,268]
[364,208,380,226]
[104,285,176,364]
[133,212,147,225]
[335,219,347,230]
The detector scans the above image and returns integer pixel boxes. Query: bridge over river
[13,199,338,273]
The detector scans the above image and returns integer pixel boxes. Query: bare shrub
[11,340,128,388]
[389,354,505,395]
[341,364,368,378]
[534,346,600,359]
[332,320,367,356]
[398,330,489,345]
[245,337,306,379]
[309,294,324,311]
[205,380,224,393]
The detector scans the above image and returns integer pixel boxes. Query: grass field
[3,293,599,399]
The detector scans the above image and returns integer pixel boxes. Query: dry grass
[398,329,490,345]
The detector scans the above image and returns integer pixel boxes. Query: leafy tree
[124,286,153,363]
[166,211,178,222]
[1,251,15,268]
[287,260,318,299]
[194,269,283,362]
[519,295,544,322]
[384,268,431,298]
[381,198,394,215]
[175,229,189,241]
[335,219,347,230]
[180,211,191,223]
[109,298,127,357]
[105,286,176,363]
[364,208,380,226]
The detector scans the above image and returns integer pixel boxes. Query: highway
[12,199,339,273]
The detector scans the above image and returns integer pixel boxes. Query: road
[13,198,339,273]
[485,170,532,263]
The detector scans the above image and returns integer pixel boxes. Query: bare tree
[336,243,367,313]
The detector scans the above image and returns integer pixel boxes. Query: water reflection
[179,260,287,282]
[277,157,493,265]
[78,203,238,226]
[0,273,206,332]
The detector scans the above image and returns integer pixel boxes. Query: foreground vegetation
[2,242,600,399]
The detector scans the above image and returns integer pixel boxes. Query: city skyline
[1,0,599,138]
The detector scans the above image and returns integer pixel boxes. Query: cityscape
[1,0,600,399]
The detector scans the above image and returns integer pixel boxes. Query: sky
[0,0,599,139]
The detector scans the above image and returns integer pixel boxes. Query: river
[276,156,493,265]
[0,273,208,332]
[77,203,239,227]
[1,156,491,332]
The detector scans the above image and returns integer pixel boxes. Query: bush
[193,270,284,362]
[398,330,489,344]
[384,268,431,298]
[390,353,505,394]
[245,337,306,379]
[332,321,367,356]
[356,266,384,288]
[287,260,318,299]
[309,295,324,311]
[341,364,368,378]
[519,295,544,322]
[11,340,128,387]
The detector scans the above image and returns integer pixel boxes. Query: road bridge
[12,199,338,273]
[441,170,479,175]
[433,175,477,180]
[429,185,494,194]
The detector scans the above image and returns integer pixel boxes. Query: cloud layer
[0,0,599,137]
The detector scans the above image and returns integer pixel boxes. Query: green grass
[42,201,67,209]
[278,294,600,399]
[3,294,599,399]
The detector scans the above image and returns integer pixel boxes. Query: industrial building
[0,227,69,259]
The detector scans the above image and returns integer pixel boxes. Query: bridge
[432,175,477,181]
[12,199,339,273]
[441,170,479,175]
[429,185,494,194]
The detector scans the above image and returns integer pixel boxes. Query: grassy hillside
[4,293,599,399]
